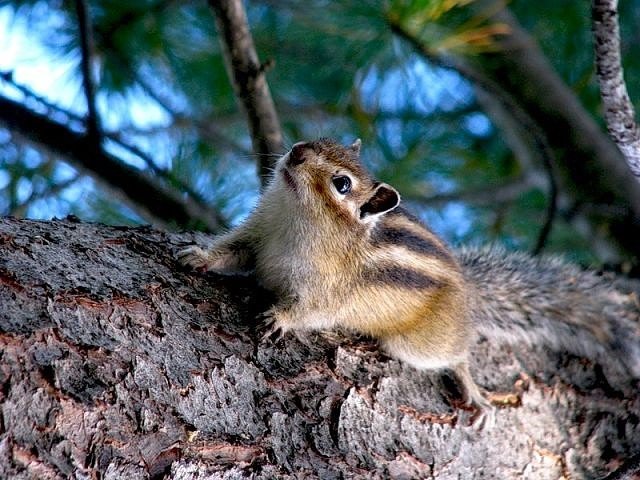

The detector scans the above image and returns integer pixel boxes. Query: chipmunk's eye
[332,175,352,194]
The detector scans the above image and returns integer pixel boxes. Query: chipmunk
[178,138,640,420]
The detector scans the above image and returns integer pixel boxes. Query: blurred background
[1,0,639,267]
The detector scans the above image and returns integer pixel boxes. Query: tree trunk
[0,217,638,479]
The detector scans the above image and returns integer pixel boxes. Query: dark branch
[0,95,225,231]
[74,0,101,141]
[387,15,558,254]
[103,135,211,208]
[530,120,559,255]
[592,0,640,179]
[389,3,640,259]
[480,5,640,257]
[208,0,285,185]
[405,175,536,207]
[1,70,84,127]
[0,71,217,223]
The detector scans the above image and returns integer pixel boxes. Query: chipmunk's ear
[350,138,362,156]
[360,183,400,219]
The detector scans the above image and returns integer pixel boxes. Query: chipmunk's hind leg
[450,362,495,429]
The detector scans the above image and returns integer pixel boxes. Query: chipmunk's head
[274,138,400,228]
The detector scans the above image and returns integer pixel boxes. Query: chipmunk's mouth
[282,168,296,192]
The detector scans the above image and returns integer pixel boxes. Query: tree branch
[482,4,640,257]
[1,71,215,214]
[0,95,225,231]
[389,3,640,259]
[472,88,558,254]
[530,130,558,255]
[404,175,536,208]
[208,0,284,185]
[1,217,639,477]
[592,0,640,179]
[74,0,101,141]
[1,70,84,127]
[387,14,559,254]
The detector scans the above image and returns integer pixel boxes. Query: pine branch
[387,15,558,254]
[592,0,640,180]
[74,0,101,142]
[0,71,219,226]
[387,4,640,258]
[404,175,537,207]
[208,0,284,185]
[0,94,226,231]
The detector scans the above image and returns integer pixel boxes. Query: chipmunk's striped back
[179,138,640,423]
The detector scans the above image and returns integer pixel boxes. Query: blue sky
[0,7,80,112]
[0,3,489,238]
[0,5,173,220]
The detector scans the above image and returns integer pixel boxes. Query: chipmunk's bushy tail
[458,246,640,378]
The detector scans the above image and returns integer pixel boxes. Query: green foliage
[511,0,640,123]
[1,0,639,263]
[386,0,510,55]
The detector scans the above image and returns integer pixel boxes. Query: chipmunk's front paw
[259,308,292,343]
[177,246,213,270]
[261,318,284,342]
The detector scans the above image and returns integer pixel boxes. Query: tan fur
[178,139,490,419]
[180,139,640,425]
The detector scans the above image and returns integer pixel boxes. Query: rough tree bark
[592,0,640,180]
[1,217,639,479]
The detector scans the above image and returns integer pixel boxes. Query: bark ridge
[0,218,639,479]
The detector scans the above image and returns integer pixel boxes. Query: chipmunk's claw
[469,405,496,431]
[260,313,285,343]
[177,246,210,270]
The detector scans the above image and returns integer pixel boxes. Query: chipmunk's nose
[288,142,308,167]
